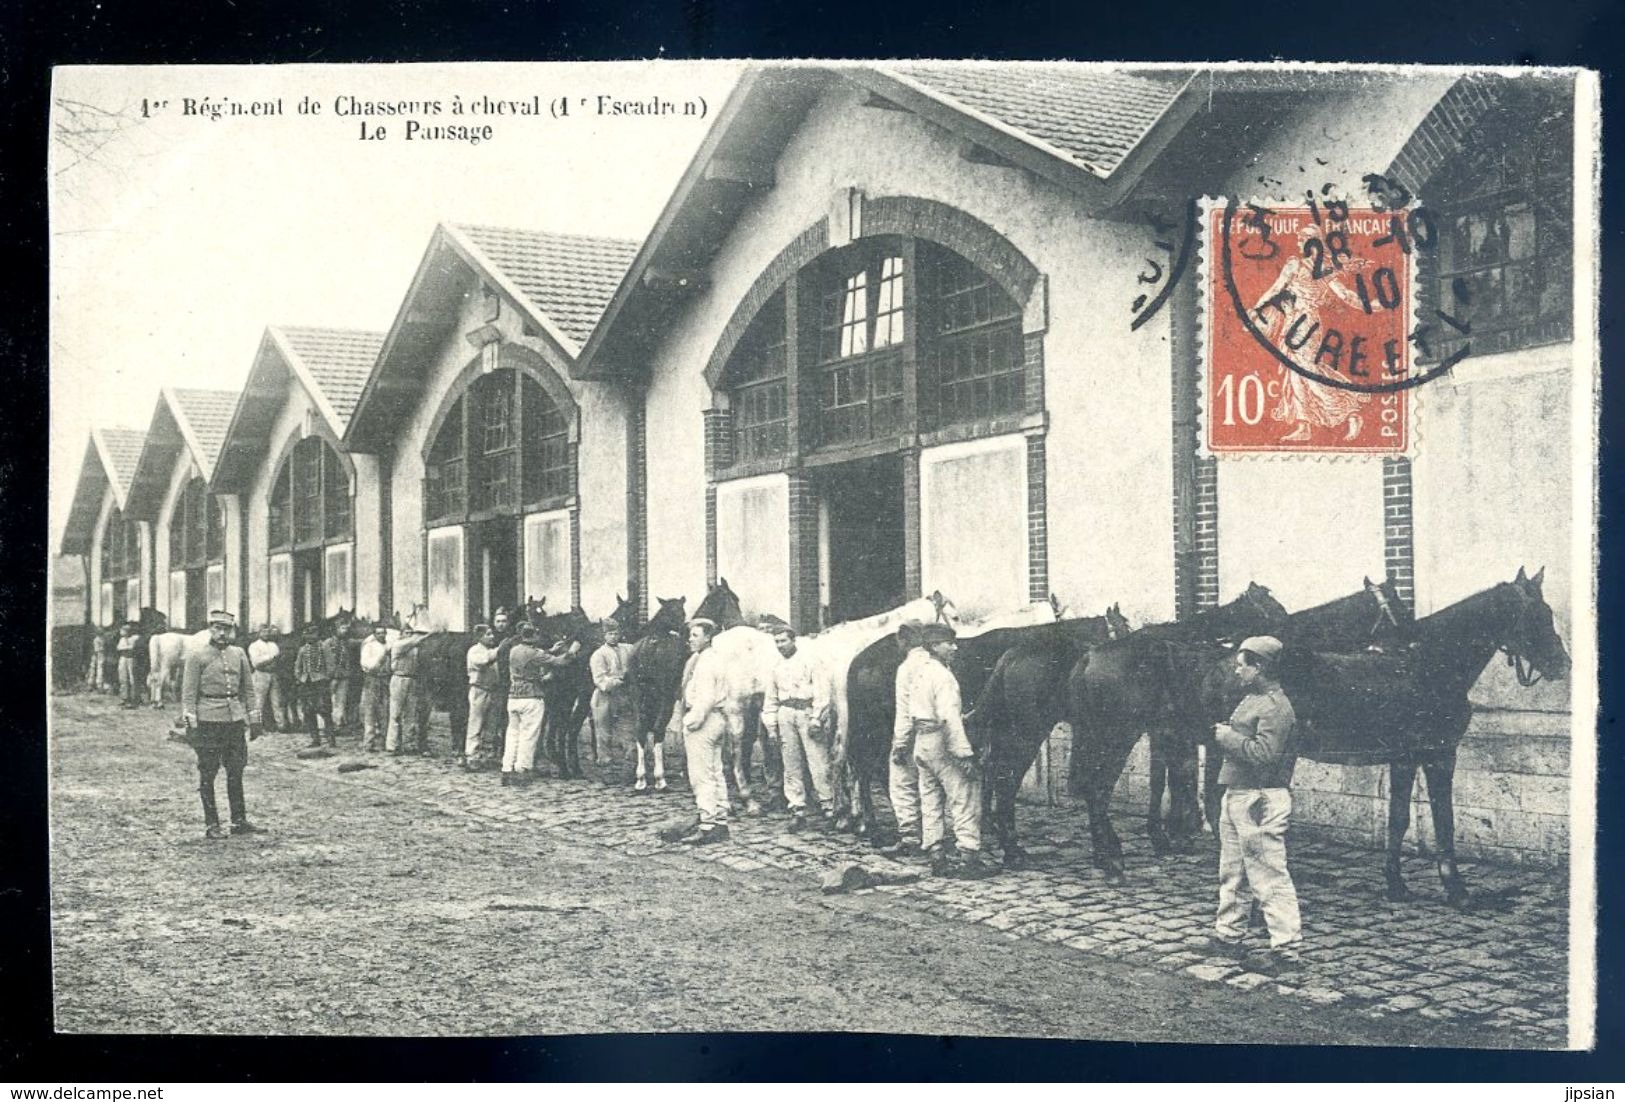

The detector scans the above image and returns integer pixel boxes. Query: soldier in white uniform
[899,622,990,878]
[676,617,730,845]
[761,618,836,832]
[882,621,928,856]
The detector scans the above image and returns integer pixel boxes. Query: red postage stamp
[1205,201,1414,456]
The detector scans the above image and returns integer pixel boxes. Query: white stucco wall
[88,488,114,625]
[387,281,631,621]
[643,80,1179,625]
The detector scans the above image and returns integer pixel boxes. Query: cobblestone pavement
[262,714,1571,1048]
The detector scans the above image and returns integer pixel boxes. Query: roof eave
[209,331,282,495]
[572,67,771,382]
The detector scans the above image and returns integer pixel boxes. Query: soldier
[881,620,928,856]
[589,618,639,787]
[675,617,729,845]
[762,618,836,832]
[180,610,263,839]
[464,624,500,768]
[501,622,549,785]
[329,618,362,737]
[87,627,107,693]
[358,621,391,751]
[116,622,140,708]
[385,625,438,755]
[1206,635,1303,973]
[247,624,286,733]
[293,623,336,748]
[900,622,990,878]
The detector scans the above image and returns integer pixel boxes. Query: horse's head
[523,595,548,627]
[1502,566,1569,684]
[1240,582,1290,627]
[610,593,640,630]
[647,596,687,636]
[694,578,745,630]
[1105,602,1132,640]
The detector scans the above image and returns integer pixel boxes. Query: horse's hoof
[654,779,669,792]
[831,814,852,833]
[1385,882,1412,903]
[1446,886,1471,910]
[1003,848,1029,870]
[1148,836,1171,857]
[1102,868,1126,885]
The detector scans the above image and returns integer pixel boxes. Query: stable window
[102,507,138,581]
[1429,86,1573,359]
[424,368,572,526]
[268,435,352,552]
[813,247,907,449]
[726,293,789,465]
[919,243,1024,430]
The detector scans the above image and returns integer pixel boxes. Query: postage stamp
[1203,197,1421,456]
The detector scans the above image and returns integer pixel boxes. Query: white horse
[147,629,211,708]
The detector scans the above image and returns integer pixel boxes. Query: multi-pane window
[1433,98,1572,355]
[727,294,789,464]
[269,436,351,550]
[170,477,213,569]
[814,248,907,449]
[424,368,572,526]
[206,495,225,561]
[102,507,138,581]
[919,243,1024,429]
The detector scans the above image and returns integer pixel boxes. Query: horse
[839,594,1061,841]
[962,603,1134,867]
[1270,567,1568,906]
[148,627,208,708]
[689,579,962,817]
[1065,582,1290,881]
[523,598,601,778]
[393,602,473,757]
[622,594,690,792]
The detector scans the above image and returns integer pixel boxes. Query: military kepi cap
[918,622,957,645]
[1238,635,1284,660]
[208,609,235,628]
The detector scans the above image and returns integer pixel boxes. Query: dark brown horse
[1065,582,1290,880]
[962,604,1132,867]
[623,595,689,793]
[523,598,601,778]
[1273,567,1568,906]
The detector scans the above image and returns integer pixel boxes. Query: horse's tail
[1065,647,1095,797]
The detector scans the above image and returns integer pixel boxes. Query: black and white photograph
[46,61,1599,1050]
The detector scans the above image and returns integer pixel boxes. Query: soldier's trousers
[502,697,545,773]
[915,729,982,853]
[1216,787,1301,948]
[686,712,730,827]
[888,744,920,841]
[386,674,420,751]
[193,723,248,826]
[467,686,497,760]
[778,708,834,815]
[360,675,389,747]
[252,671,285,730]
[330,675,353,731]
[118,656,138,704]
[300,682,333,739]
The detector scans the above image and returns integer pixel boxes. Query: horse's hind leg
[1146,734,1170,856]
[1423,754,1468,908]
[1385,762,1418,901]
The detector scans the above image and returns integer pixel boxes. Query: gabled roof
[343,222,638,451]
[573,62,1200,381]
[210,326,383,494]
[59,426,146,555]
[124,387,240,520]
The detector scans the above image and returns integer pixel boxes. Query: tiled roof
[884,63,1187,177]
[275,327,385,431]
[167,387,239,470]
[453,225,641,349]
[98,427,147,499]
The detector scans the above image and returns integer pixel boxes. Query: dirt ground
[48,691,1539,1046]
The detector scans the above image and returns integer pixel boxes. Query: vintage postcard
[47,61,1599,1049]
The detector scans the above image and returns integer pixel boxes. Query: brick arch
[701,219,831,391]
[419,343,581,465]
[266,416,356,491]
[1384,75,1508,197]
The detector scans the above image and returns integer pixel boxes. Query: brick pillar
[625,395,648,617]
[902,447,922,599]
[1170,255,1218,616]
[1383,457,1415,606]
[703,408,731,587]
[786,470,821,631]
[1026,434,1049,601]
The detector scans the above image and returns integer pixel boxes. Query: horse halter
[1498,598,1545,688]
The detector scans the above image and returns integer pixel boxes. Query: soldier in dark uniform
[181,610,264,839]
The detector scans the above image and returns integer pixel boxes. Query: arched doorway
[266,434,353,630]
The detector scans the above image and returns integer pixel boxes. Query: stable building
[343,223,639,629]
[211,326,385,630]
[59,426,150,627]
[573,64,1579,865]
[122,388,241,632]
